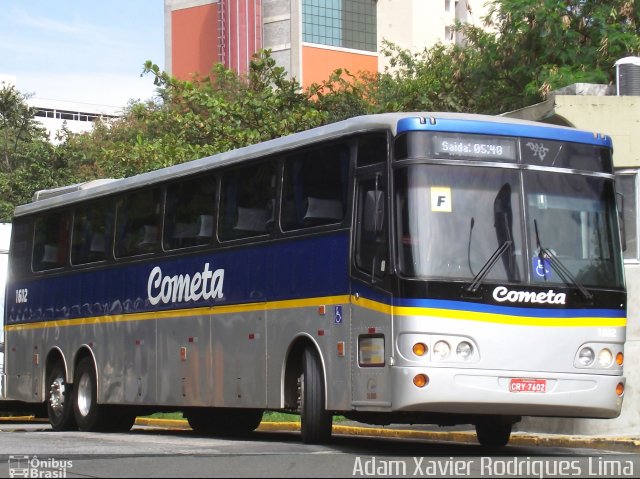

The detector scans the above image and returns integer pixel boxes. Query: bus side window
[9,220,31,278]
[356,175,388,278]
[33,211,71,272]
[115,188,162,257]
[357,134,387,167]
[281,143,349,231]
[71,199,113,265]
[164,174,217,250]
[219,161,277,241]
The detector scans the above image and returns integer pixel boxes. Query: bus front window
[395,165,524,282]
[526,172,624,289]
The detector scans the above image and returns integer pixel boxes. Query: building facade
[0,75,120,145]
[164,0,488,87]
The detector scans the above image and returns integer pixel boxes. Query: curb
[3,416,638,453]
[134,418,640,453]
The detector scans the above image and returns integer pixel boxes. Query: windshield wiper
[465,240,513,294]
[533,220,593,303]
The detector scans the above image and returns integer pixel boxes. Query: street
[0,422,636,478]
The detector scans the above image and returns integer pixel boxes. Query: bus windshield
[526,171,623,289]
[395,165,624,289]
[395,164,524,282]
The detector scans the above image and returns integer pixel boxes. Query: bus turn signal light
[413,374,429,388]
[616,352,624,366]
[413,343,427,357]
[616,383,624,396]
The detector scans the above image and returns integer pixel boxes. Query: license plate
[509,378,547,393]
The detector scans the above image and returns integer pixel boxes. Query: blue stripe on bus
[396,117,613,147]
[7,232,351,324]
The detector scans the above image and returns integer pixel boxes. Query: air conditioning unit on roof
[615,56,640,96]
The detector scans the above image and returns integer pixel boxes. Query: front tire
[47,362,77,431]
[299,347,332,444]
[475,417,513,447]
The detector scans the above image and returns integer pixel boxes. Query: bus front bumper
[391,367,624,419]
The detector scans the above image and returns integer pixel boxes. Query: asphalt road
[0,423,636,478]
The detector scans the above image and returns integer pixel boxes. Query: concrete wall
[512,93,640,436]
[550,95,640,168]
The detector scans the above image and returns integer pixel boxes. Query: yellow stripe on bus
[392,306,627,328]
[3,294,625,332]
[3,295,351,332]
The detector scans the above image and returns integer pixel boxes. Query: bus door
[350,172,393,409]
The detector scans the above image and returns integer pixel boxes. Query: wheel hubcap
[49,377,66,416]
[76,373,92,417]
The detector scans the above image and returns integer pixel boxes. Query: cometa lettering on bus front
[147,263,224,306]
[492,286,566,305]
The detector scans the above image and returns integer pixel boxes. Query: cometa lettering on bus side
[492,286,566,305]
[147,263,224,306]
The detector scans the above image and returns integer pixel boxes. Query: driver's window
[355,175,388,278]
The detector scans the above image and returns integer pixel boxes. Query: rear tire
[46,362,77,431]
[73,357,108,432]
[475,417,513,447]
[299,347,332,444]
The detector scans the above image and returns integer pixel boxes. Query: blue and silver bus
[1,113,626,446]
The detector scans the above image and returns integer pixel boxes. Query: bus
[0,113,626,446]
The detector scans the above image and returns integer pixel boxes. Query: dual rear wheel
[46,358,135,433]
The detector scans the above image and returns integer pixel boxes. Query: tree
[0,84,65,221]
[0,84,46,172]
[313,0,640,115]
[64,50,327,179]
[459,0,640,110]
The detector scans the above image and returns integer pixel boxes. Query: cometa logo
[147,263,224,306]
[492,286,566,305]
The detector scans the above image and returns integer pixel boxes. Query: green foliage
[314,0,640,114]
[82,51,327,178]
[0,84,65,221]
[454,0,640,111]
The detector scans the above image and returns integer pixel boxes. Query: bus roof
[13,112,611,218]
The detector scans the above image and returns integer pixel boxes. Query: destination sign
[432,134,518,161]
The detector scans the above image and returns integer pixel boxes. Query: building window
[302,0,377,52]
[616,171,639,261]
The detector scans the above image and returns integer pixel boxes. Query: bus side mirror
[616,192,627,252]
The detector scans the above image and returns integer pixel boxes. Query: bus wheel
[475,417,513,447]
[73,357,105,432]
[299,347,332,444]
[187,408,263,436]
[46,362,77,431]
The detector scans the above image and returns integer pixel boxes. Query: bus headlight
[456,341,474,360]
[598,348,613,368]
[433,341,451,360]
[577,347,595,367]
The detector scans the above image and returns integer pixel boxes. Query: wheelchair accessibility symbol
[335,306,343,324]
[532,257,552,279]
